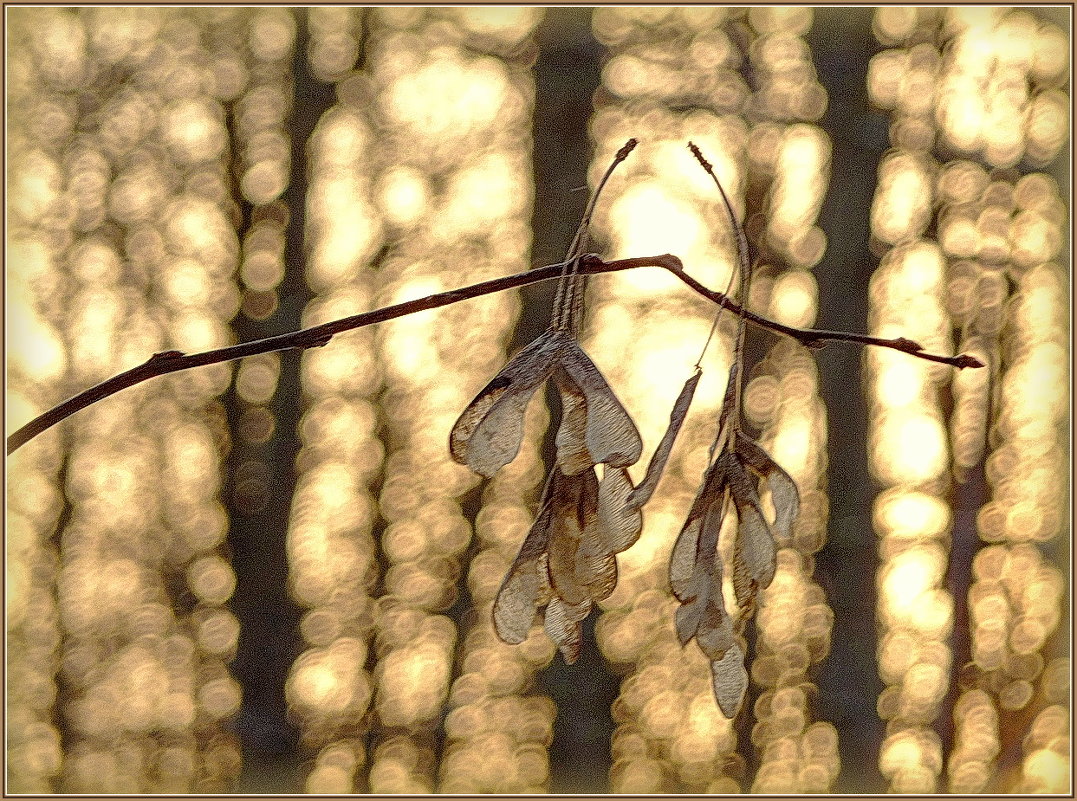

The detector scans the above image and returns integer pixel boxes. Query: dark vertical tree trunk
[806,8,889,794]
[938,461,986,777]
[524,9,603,335]
[224,8,335,792]
[526,8,614,794]
[48,453,74,790]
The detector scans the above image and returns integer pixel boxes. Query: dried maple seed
[629,369,701,509]
[450,329,566,478]
[456,139,653,664]
[669,141,805,719]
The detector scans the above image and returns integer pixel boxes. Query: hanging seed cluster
[670,363,800,716]
[449,140,801,718]
[450,325,645,663]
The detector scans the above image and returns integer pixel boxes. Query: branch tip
[615,138,639,162]
[687,141,712,172]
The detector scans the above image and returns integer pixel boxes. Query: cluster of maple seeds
[449,140,800,718]
[450,326,645,664]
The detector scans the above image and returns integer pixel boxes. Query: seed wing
[545,470,597,607]
[492,473,558,643]
[559,341,642,469]
[692,501,735,661]
[583,552,618,602]
[544,596,591,665]
[552,366,593,476]
[597,466,642,554]
[710,643,748,719]
[673,492,728,651]
[628,370,701,509]
[670,513,704,608]
[736,433,800,543]
[726,456,777,612]
[695,597,736,662]
[450,329,566,477]
[570,470,618,601]
[493,547,551,645]
[669,457,728,602]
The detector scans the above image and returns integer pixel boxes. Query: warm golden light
[6,7,1067,795]
[7,8,251,791]
[384,56,510,137]
[591,8,835,793]
[1022,748,1069,793]
[280,9,547,792]
[867,8,1069,792]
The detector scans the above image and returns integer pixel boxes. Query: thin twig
[665,260,984,367]
[688,140,752,437]
[6,253,983,455]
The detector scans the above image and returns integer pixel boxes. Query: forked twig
[6,253,983,455]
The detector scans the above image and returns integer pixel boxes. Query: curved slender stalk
[6,252,983,455]
[688,141,752,442]
[553,137,638,335]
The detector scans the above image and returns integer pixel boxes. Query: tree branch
[6,253,983,455]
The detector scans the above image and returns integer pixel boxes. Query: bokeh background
[6,6,1070,794]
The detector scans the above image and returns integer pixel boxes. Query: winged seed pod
[670,373,800,716]
[448,330,642,479]
[627,369,701,509]
[449,140,644,480]
[453,140,648,661]
[671,141,802,718]
[462,336,643,664]
[492,464,643,663]
[471,336,642,662]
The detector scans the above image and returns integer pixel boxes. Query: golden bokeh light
[277,8,548,793]
[8,7,248,791]
[590,8,836,793]
[6,7,1067,795]
[867,7,1068,793]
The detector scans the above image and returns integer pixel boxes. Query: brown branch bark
[6,253,983,455]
